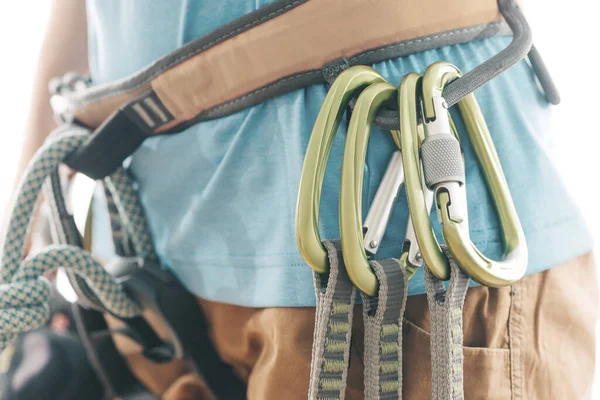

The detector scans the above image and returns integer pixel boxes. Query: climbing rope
[0,125,147,349]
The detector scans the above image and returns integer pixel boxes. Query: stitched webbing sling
[310,242,408,400]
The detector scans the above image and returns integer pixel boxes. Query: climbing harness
[0,0,557,398]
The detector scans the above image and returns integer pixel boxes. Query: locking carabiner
[399,72,451,280]
[420,62,527,286]
[296,66,386,274]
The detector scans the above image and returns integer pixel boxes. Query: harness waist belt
[59,0,504,131]
[55,0,510,178]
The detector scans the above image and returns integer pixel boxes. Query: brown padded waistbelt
[61,0,505,134]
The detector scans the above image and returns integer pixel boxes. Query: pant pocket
[403,305,512,400]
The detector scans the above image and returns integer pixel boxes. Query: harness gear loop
[296,66,386,274]
[338,82,432,296]
[421,62,528,286]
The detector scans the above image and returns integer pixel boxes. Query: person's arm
[14,0,88,188]
[6,0,88,255]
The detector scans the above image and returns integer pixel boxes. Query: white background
[0,0,598,395]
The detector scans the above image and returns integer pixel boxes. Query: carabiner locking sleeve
[296,66,385,274]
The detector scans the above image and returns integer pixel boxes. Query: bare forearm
[15,0,88,187]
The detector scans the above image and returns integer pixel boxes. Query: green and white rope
[0,126,144,349]
[104,168,155,259]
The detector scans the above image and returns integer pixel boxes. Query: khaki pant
[112,252,599,399]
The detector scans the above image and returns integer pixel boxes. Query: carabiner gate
[362,150,434,282]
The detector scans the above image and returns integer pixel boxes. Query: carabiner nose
[296,66,386,274]
[421,62,528,287]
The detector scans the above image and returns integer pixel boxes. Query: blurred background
[0,0,598,397]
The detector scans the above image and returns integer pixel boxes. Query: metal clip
[363,150,404,255]
[296,66,386,274]
[362,150,434,280]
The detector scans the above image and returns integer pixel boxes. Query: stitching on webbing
[73,0,306,106]
[206,23,504,116]
[207,70,320,113]
[349,22,503,62]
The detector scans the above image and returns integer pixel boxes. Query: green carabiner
[420,62,528,286]
[338,82,396,295]
[296,66,386,274]
[399,72,451,280]
[339,81,436,295]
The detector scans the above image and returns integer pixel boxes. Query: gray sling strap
[424,250,470,400]
[361,259,408,400]
[309,240,357,400]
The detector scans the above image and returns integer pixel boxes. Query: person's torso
[87,0,593,307]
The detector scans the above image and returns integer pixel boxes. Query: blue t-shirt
[87,0,593,307]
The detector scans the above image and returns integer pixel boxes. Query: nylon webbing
[361,259,408,400]
[424,250,470,400]
[309,240,356,400]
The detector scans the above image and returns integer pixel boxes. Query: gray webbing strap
[309,240,356,400]
[424,250,470,400]
[361,259,408,400]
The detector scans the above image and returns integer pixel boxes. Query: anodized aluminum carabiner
[296,66,386,274]
[339,82,396,295]
[338,81,433,295]
[361,149,435,285]
[420,62,527,287]
[399,72,451,280]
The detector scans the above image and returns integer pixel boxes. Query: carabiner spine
[296,66,386,274]
[339,82,397,296]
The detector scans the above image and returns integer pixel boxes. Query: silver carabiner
[362,150,434,276]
